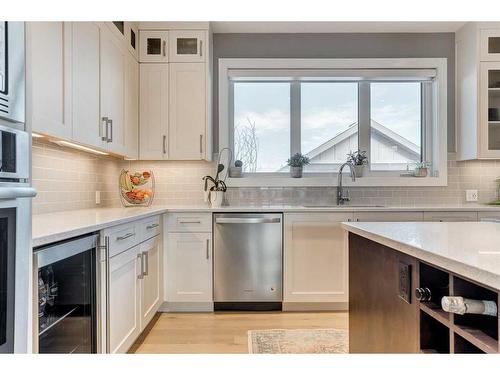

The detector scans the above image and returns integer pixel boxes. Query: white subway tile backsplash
[32,140,500,214]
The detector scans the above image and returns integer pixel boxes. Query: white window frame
[219,58,448,187]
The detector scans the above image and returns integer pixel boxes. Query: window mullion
[290,81,301,155]
[358,82,371,167]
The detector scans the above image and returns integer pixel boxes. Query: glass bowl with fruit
[119,169,155,206]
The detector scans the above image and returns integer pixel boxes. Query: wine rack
[418,262,499,354]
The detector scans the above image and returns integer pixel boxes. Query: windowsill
[226,174,447,187]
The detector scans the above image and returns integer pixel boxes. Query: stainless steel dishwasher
[213,213,283,310]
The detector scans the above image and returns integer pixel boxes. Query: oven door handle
[0,187,37,199]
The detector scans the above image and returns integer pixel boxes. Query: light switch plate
[466,189,478,202]
[95,191,101,205]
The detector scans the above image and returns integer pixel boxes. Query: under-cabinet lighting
[52,140,109,156]
[31,132,44,138]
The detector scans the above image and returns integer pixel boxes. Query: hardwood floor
[132,311,348,354]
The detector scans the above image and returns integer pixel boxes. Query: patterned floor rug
[248,328,348,354]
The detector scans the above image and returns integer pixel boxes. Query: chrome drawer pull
[146,223,159,230]
[142,251,149,276]
[178,219,202,224]
[116,232,135,241]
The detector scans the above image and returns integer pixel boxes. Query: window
[220,59,448,186]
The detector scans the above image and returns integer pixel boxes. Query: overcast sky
[233,81,421,172]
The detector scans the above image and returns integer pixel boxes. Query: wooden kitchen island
[342,222,500,354]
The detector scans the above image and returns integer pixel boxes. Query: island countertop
[342,221,500,291]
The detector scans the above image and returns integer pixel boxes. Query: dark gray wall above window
[212,32,455,153]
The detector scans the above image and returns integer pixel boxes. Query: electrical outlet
[95,191,101,205]
[466,189,478,202]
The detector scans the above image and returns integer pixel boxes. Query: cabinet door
[349,233,418,353]
[354,211,424,222]
[140,236,162,330]
[139,30,169,63]
[479,61,500,158]
[168,63,206,160]
[126,22,139,60]
[166,232,212,303]
[283,212,352,304]
[169,30,206,63]
[124,52,139,159]
[480,28,500,61]
[139,64,169,160]
[70,22,104,149]
[100,26,126,155]
[27,22,71,139]
[108,245,141,353]
[423,211,478,222]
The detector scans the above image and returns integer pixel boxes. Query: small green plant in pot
[229,160,243,178]
[347,150,368,177]
[287,153,310,178]
[413,161,431,177]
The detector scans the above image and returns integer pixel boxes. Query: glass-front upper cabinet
[480,62,500,156]
[480,29,500,61]
[139,30,169,63]
[168,30,206,63]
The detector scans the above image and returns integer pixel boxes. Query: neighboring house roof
[304,119,420,160]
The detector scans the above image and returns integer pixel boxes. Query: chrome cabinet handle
[101,117,108,141]
[146,223,159,230]
[142,251,149,276]
[162,40,166,57]
[116,232,135,241]
[199,40,203,57]
[206,239,209,260]
[199,134,203,155]
[178,219,202,224]
[107,119,113,143]
[138,253,144,279]
[162,135,167,155]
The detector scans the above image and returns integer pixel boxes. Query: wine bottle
[414,285,449,302]
[441,296,498,317]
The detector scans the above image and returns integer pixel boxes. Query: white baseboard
[159,301,214,312]
[282,302,348,311]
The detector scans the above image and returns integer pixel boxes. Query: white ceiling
[211,22,467,34]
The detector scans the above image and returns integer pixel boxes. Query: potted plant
[347,150,368,177]
[229,160,243,178]
[413,161,431,177]
[287,153,310,178]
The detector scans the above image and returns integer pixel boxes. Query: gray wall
[212,33,456,152]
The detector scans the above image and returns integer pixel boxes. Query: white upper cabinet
[107,22,139,60]
[480,28,500,61]
[70,22,103,150]
[139,30,169,63]
[168,30,207,63]
[456,23,500,160]
[124,52,139,159]
[100,26,126,155]
[27,22,71,139]
[168,63,207,160]
[139,64,169,160]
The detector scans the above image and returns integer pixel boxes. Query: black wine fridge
[34,234,100,353]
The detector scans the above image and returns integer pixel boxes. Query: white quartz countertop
[342,221,500,291]
[32,203,500,248]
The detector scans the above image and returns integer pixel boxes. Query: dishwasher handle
[215,217,281,224]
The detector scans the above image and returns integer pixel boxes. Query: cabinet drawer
[104,222,140,258]
[165,212,212,232]
[423,211,478,222]
[140,215,161,241]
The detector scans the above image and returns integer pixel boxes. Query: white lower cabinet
[165,232,212,304]
[283,212,352,308]
[353,211,424,222]
[104,215,163,353]
[140,236,162,330]
[108,245,141,354]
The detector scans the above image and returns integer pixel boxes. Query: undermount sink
[302,204,385,208]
